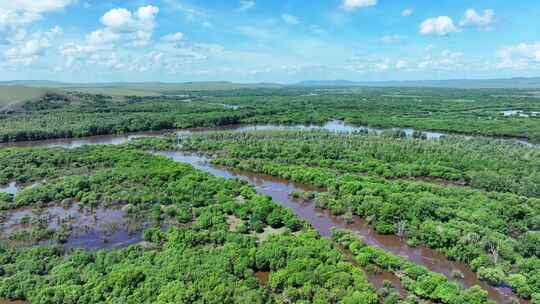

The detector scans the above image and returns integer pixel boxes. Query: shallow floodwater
[1,120,536,149]
[0,182,40,196]
[1,203,149,250]
[0,122,533,303]
[0,182,18,195]
[158,151,525,304]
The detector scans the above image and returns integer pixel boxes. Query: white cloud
[419,16,459,36]
[380,34,401,44]
[0,0,75,13]
[161,32,184,42]
[281,14,300,25]
[0,8,38,29]
[88,52,125,69]
[101,8,135,32]
[401,8,413,17]
[418,48,466,70]
[238,1,255,11]
[48,25,63,36]
[460,9,495,31]
[441,49,463,58]
[88,5,159,47]
[164,0,211,28]
[59,42,96,67]
[0,0,74,35]
[342,0,377,11]
[87,29,120,45]
[202,21,213,28]
[376,58,390,71]
[2,27,61,68]
[496,42,540,69]
[395,59,408,69]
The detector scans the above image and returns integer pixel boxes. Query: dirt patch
[255,226,287,242]
[227,215,241,232]
[255,271,270,284]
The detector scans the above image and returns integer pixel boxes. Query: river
[0,122,531,303]
[156,151,525,304]
[0,120,536,149]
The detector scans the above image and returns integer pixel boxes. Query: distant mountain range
[2,77,540,91]
[296,77,540,89]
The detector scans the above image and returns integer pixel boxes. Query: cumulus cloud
[497,42,540,69]
[88,5,159,47]
[281,14,300,25]
[238,1,255,11]
[419,16,459,36]
[418,48,466,70]
[441,49,463,58]
[380,34,401,44]
[401,8,414,17]
[375,58,390,71]
[88,52,125,69]
[395,59,408,69]
[342,0,377,11]
[1,0,75,13]
[0,0,74,38]
[161,32,184,42]
[2,26,63,68]
[460,9,495,31]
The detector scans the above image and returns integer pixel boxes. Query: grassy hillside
[0,81,283,96]
[0,86,50,109]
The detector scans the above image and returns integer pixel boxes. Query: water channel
[0,120,533,303]
[157,151,525,304]
[0,120,536,149]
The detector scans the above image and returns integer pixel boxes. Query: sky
[0,0,539,83]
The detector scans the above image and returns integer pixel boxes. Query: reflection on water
[158,151,525,304]
[0,182,18,195]
[0,182,40,195]
[1,120,536,149]
[1,203,148,250]
[0,123,532,303]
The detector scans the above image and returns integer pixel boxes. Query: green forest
[1,88,540,143]
[143,126,540,302]
[0,145,380,303]
[2,87,540,304]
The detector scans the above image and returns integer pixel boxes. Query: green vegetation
[178,130,540,197]
[0,145,379,303]
[0,86,53,111]
[333,229,494,304]
[3,85,540,303]
[0,95,251,142]
[2,87,540,143]
[170,129,540,301]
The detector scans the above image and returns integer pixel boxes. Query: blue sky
[0,0,539,83]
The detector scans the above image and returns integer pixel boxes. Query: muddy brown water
[158,151,525,304]
[0,122,532,303]
[0,120,536,149]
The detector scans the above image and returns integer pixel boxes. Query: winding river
[157,151,525,304]
[0,121,533,303]
[0,120,537,149]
